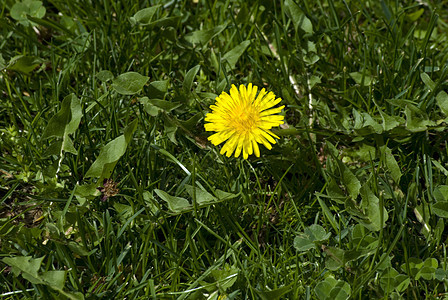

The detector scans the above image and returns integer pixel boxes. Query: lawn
[1,0,448,299]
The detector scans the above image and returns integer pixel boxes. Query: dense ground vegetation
[2,0,448,299]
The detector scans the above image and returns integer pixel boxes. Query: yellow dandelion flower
[204,83,285,159]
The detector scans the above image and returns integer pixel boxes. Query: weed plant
[1,0,448,299]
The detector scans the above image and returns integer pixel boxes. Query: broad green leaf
[139,97,161,116]
[325,178,345,203]
[315,277,335,300]
[380,268,400,293]
[114,203,133,221]
[405,106,436,132]
[155,189,191,213]
[379,110,403,131]
[3,256,44,283]
[317,195,340,231]
[141,16,181,28]
[183,65,200,93]
[308,75,321,89]
[222,40,250,69]
[380,146,402,183]
[361,112,382,134]
[420,72,436,91]
[433,185,448,202]
[416,266,436,280]
[315,277,350,300]
[354,144,376,162]
[435,268,448,281]
[434,218,445,246]
[352,224,379,250]
[324,246,345,271]
[65,94,82,135]
[59,291,85,300]
[10,0,46,26]
[185,185,216,205]
[423,257,439,269]
[342,165,361,199]
[96,70,114,82]
[360,113,381,133]
[436,91,448,116]
[210,264,239,291]
[142,191,160,215]
[85,119,138,179]
[139,97,181,114]
[349,72,374,86]
[334,280,351,299]
[294,224,331,252]
[7,55,42,74]
[351,224,367,240]
[214,189,239,201]
[163,114,178,144]
[179,113,202,130]
[359,184,388,231]
[0,54,6,70]
[210,48,220,75]
[415,258,438,280]
[185,25,226,45]
[154,186,237,214]
[255,284,293,300]
[217,78,227,94]
[303,50,319,65]
[130,5,161,25]
[325,140,339,157]
[3,256,84,300]
[2,256,81,298]
[62,135,77,154]
[293,237,314,251]
[236,4,249,23]
[3,256,83,300]
[40,270,66,290]
[198,92,218,100]
[42,95,72,139]
[432,202,448,218]
[284,0,313,34]
[407,8,424,21]
[46,223,60,238]
[85,136,126,177]
[400,257,424,278]
[353,109,363,130]
[74,183,99,205]
[345,198,367,219]
[394,275,411,292]
[148,80,169,98]
[112,72,149,95]
[67,241,90,257]
[343,248,374,262]
[305,224,331,241]
[42,94,81,155]
[329,287,350,300]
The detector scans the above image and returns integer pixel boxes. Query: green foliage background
[1,0,448,299]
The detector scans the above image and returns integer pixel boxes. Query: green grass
[2,0,448,299]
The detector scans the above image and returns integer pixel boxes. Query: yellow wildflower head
[204,83,285,159]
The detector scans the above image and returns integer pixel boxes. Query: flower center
[230,105,259,134]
